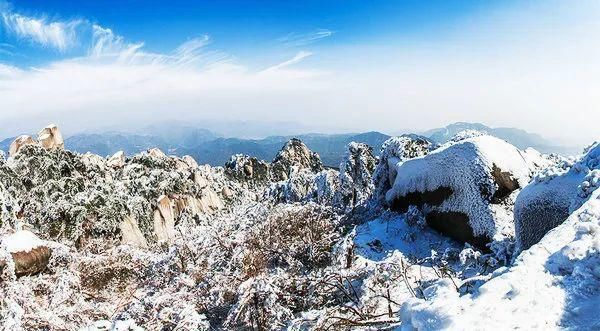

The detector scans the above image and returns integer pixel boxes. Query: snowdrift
[400,187,600,330]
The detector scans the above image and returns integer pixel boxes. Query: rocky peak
[270,138,323,181]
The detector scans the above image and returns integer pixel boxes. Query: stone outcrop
[37,124,64,150]
[119,215,148,248]
[0,230,51,277]
[225,154,270,184]
[515,142,600,252]
[270,139,323,181]
[153,195,177,242]
[8,135,36,157]
[107,151,126,168]
[148,148,167,158]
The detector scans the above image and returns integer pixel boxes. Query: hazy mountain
[178,131,391,167]
[424,122,580,155]
[15,129,391,167]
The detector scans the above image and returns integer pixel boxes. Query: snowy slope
[399,187,600,330]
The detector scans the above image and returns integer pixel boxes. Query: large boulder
[8,135,35,157]
[515,142,600,252]
[384,135,534,250]
[37,124,64,150]
[0,230,51,277]
[270,138,323,181]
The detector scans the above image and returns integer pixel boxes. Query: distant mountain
[65,133,170,157]
[2,129,390,167]
[424,122,580,155]
[178,131,391,167]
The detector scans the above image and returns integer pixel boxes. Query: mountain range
[0,122,581,167]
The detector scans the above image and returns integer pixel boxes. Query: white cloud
[0,0,598,148]
[279,29,334,47]
[260,51,313,73]
[0,63,21,78]
[1,12,81,51]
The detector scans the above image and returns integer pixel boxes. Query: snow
[1,230,45,253]
[385,135,532,241]
[399,187,600,330]
[0,125,598,330]
[515,142,600,251]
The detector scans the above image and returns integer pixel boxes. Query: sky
[0,0,598,146]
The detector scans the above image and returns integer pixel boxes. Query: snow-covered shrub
[373,135,437,204]
[242,203,339,276]
[338,142,377,211]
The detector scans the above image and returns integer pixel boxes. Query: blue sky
[0,0,598,146]
[1,0,501,67]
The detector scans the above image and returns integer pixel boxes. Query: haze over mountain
[0,122,581,167]
[424,122,581,155]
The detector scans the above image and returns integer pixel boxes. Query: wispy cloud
[0,63,22,78]
[279,29,334,47]
[261,51,313,73]
[1,12,82,51]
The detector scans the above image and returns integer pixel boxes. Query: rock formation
[37,124,64,150]
[225,154,270,184]
[515,142,600,252]
[270,138,323,181]
[372,135,437,202]
[384,135,533,249]
[8,135,36,157]
[0,230,51,277]
[107,151,126,168]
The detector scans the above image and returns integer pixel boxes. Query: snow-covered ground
[0,125,598,330]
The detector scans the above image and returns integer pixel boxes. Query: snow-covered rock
[399,187,600,330]
[0,230,51,277]
[515,142,600,252]
[270,138,323,181]
[373,135,437,203]
[107,151,126,168]
[385,135,533,250]
[225,154,270,184]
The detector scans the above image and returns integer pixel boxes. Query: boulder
[107,151,126,168]
[271,139,323,181]
[8,135,36,157]
[384,135,533,250]
[515,142,600,252]
[148,148,167,158]
[182,155,199,169]
[37,124,64,150]
[0,230,51,277]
